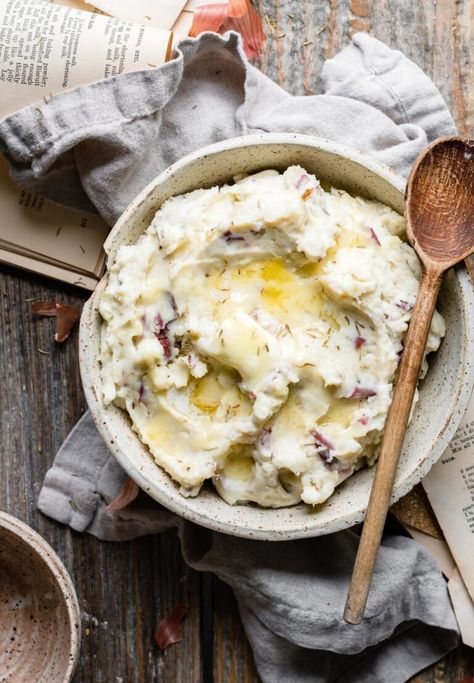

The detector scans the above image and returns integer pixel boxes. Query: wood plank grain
[0,266,202,683]
[213,578,259,683]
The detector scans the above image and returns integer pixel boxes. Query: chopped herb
[222,230,245,243]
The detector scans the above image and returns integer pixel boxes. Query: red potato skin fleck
[296,174,310,190]
[396,299,412,312]
[369,227,381,246]
[349,386,377,398]
[154,313,172,360]
[310,429,334,451]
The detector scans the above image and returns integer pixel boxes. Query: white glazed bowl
[80,133,474,540]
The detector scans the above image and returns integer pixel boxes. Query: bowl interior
[81,135,474,540]
[0,514,80,682]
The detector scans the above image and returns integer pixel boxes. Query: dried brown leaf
[32,300,57,316]
[55,303,80,342]
[106,477,140,512]
[31,300,80,343]
[154,603,188,650]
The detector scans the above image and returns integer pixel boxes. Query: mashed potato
[99,166,445,508]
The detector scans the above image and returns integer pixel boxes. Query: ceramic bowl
[0,512,80,682]
[80,133,474,540]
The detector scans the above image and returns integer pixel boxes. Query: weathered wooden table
[1,1,473,680]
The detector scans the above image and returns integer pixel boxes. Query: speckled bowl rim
[0,512,81,681]
[80,133,474,540]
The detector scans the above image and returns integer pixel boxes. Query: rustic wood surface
[0,0,473,681]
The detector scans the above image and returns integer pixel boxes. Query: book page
[0,247,100,289]
[0,155,107,275]
[85,0,187,31]
[0,0,172,117]
[447,568,474,648]
[0,0,172,287]
[423,386,474,602]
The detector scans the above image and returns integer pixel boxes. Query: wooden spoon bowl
[406,137,474,266]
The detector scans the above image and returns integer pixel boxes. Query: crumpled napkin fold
[0,31,459,683]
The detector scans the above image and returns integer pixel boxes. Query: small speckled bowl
[0,512,80,682]
[80,133,474,540]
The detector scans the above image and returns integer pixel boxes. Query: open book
[0,0,173,289]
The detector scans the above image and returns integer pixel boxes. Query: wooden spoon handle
[344,266,444,624]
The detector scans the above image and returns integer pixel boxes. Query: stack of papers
[0,0,173,289]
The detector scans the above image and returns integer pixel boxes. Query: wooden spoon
[344,136,474,625]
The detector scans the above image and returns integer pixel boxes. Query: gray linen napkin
[0,31,460,683]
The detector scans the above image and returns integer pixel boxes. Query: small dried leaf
[31,300,80,343]
[154,603,188,651]
[32,300,57,316]
[55,303,80,342]
[106,477,139,512]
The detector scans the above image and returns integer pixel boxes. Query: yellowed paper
[85,0,187,31]
[171,7,194,40]
[403,525,456,577]
[0,156,108,275]
[0,0,172,118]
[448,568,474,648]
[0,247,99,290]
[423,386,474,602]
[402,525,474,647]
[0,0,172,287]
[49,0,102,10]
